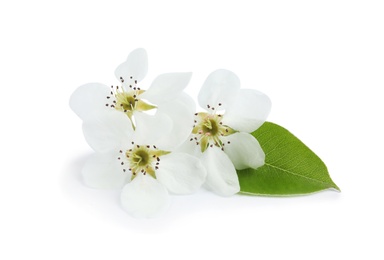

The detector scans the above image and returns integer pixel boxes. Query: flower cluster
[70,49,271,218]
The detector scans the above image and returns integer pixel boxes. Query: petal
[222,89,271,133]
[201,146,240,196]
[155,93,195,150]
[69,83,110,121]
[175,136,201,156]
[114,48,148,85]
[221,132,265,170]
[140,72,192,104]
[133,112,173,148]
[156,152,206,194]
[82,152,129,189]
[120,174,169,218]
[82,110,134,153]
[198,69,240,111]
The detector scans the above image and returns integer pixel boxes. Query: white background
[1,0,383,259]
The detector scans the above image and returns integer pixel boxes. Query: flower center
[118,143,170,180]
[192,112,236,152]
[105,76,157,127]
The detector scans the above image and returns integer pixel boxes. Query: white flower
[179,69,271,197]
[81,110,206,218]
[69,48,193,129]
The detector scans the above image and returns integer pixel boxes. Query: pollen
[192,112,236,152]
[104,75,157,127]
[119,144,170,180]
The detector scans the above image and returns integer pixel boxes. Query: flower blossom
[179,69,271,196]
[69,48,193,130]
[81,110,207,218]
[69,48,195,151]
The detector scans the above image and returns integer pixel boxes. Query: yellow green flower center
[192,112,236,152]
[118,144,170,180]
[105,76,157,128]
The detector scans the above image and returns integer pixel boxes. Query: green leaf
[237,122,340,196]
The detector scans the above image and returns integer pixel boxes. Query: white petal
[133,112,172,148]
[82,110,134,153]
[201,146,240,196]
[222,89,271,133]
[114,48,148,85]
[69,83,110,121]
[120,174,169,218]
[175,136,201,156]
[82,152,129,189]
[140,72,192,104]
[198,69,240,111]
[156,153,206,194]
[221,132,265,170]
[155,93,195,150]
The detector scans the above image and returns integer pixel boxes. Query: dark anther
[227,141,231,144]
[105,104,109,106]
[119,150,122,153]
[207,105,210,109]
[121,162,124,165]
[155,166,159,170]
[137,145,140,148]
[194,113,198,116]
[153,145,157,149]
[123,169,126,172]
[156,157,160,162]
[218,103,222,106]
[146,145,150,148]
[107,96,110,99]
